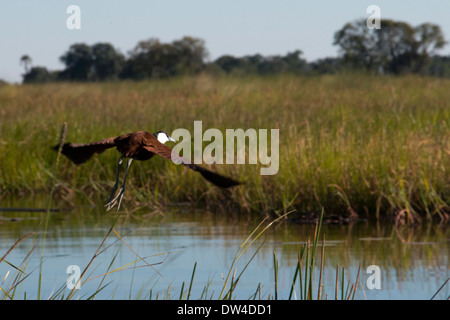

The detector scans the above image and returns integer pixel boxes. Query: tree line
[21,18,450,83]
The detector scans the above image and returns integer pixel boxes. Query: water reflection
[0,200,448,300]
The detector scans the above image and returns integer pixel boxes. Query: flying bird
[53,130,240,210]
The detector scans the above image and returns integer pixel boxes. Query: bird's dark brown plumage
[54,131,240,188]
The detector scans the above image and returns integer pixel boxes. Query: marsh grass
[1,204,363,300]
[0,74,449,222]
[1,119,446,300]
[177,209,361,300]
[1,206,446,300]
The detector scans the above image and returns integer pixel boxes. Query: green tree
[214,55,244,74]
[333,19,379,71]
[333,19,446,74]
[310,57,343,74]
[280,50,308,74]
[59,43,93,81]
[214,51,307,76]
[120,36,208,79]
[91,43,125,81]
[376,20,418,73]
[414,23,447,72]
[22,66,55,83]
[20,55,32,74]
[426,55,450,77]
[171,36,208,74]
[120,38,162,79]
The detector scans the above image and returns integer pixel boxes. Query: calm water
[0,199,448,300]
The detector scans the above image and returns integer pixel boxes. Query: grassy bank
[0,74,449,223]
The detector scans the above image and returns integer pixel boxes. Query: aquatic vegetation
[0,74,449,222]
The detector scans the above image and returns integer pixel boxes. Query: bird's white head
[154,131,176,144]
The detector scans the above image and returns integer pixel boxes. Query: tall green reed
[0,75,448,222]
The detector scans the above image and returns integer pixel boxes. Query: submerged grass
[0,74,449,222]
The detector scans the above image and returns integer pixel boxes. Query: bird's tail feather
[194,165,241,188]
[53,143,98,165]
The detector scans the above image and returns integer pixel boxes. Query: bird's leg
[105,155,124,205]
[116,158,133,210]
[105,158,133,211]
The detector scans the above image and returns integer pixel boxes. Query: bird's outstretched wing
[53,137,117,165]
[144,143,241,188]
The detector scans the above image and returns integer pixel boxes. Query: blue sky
[1,0,450,83]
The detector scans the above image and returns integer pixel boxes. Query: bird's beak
[168,136,176,142]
